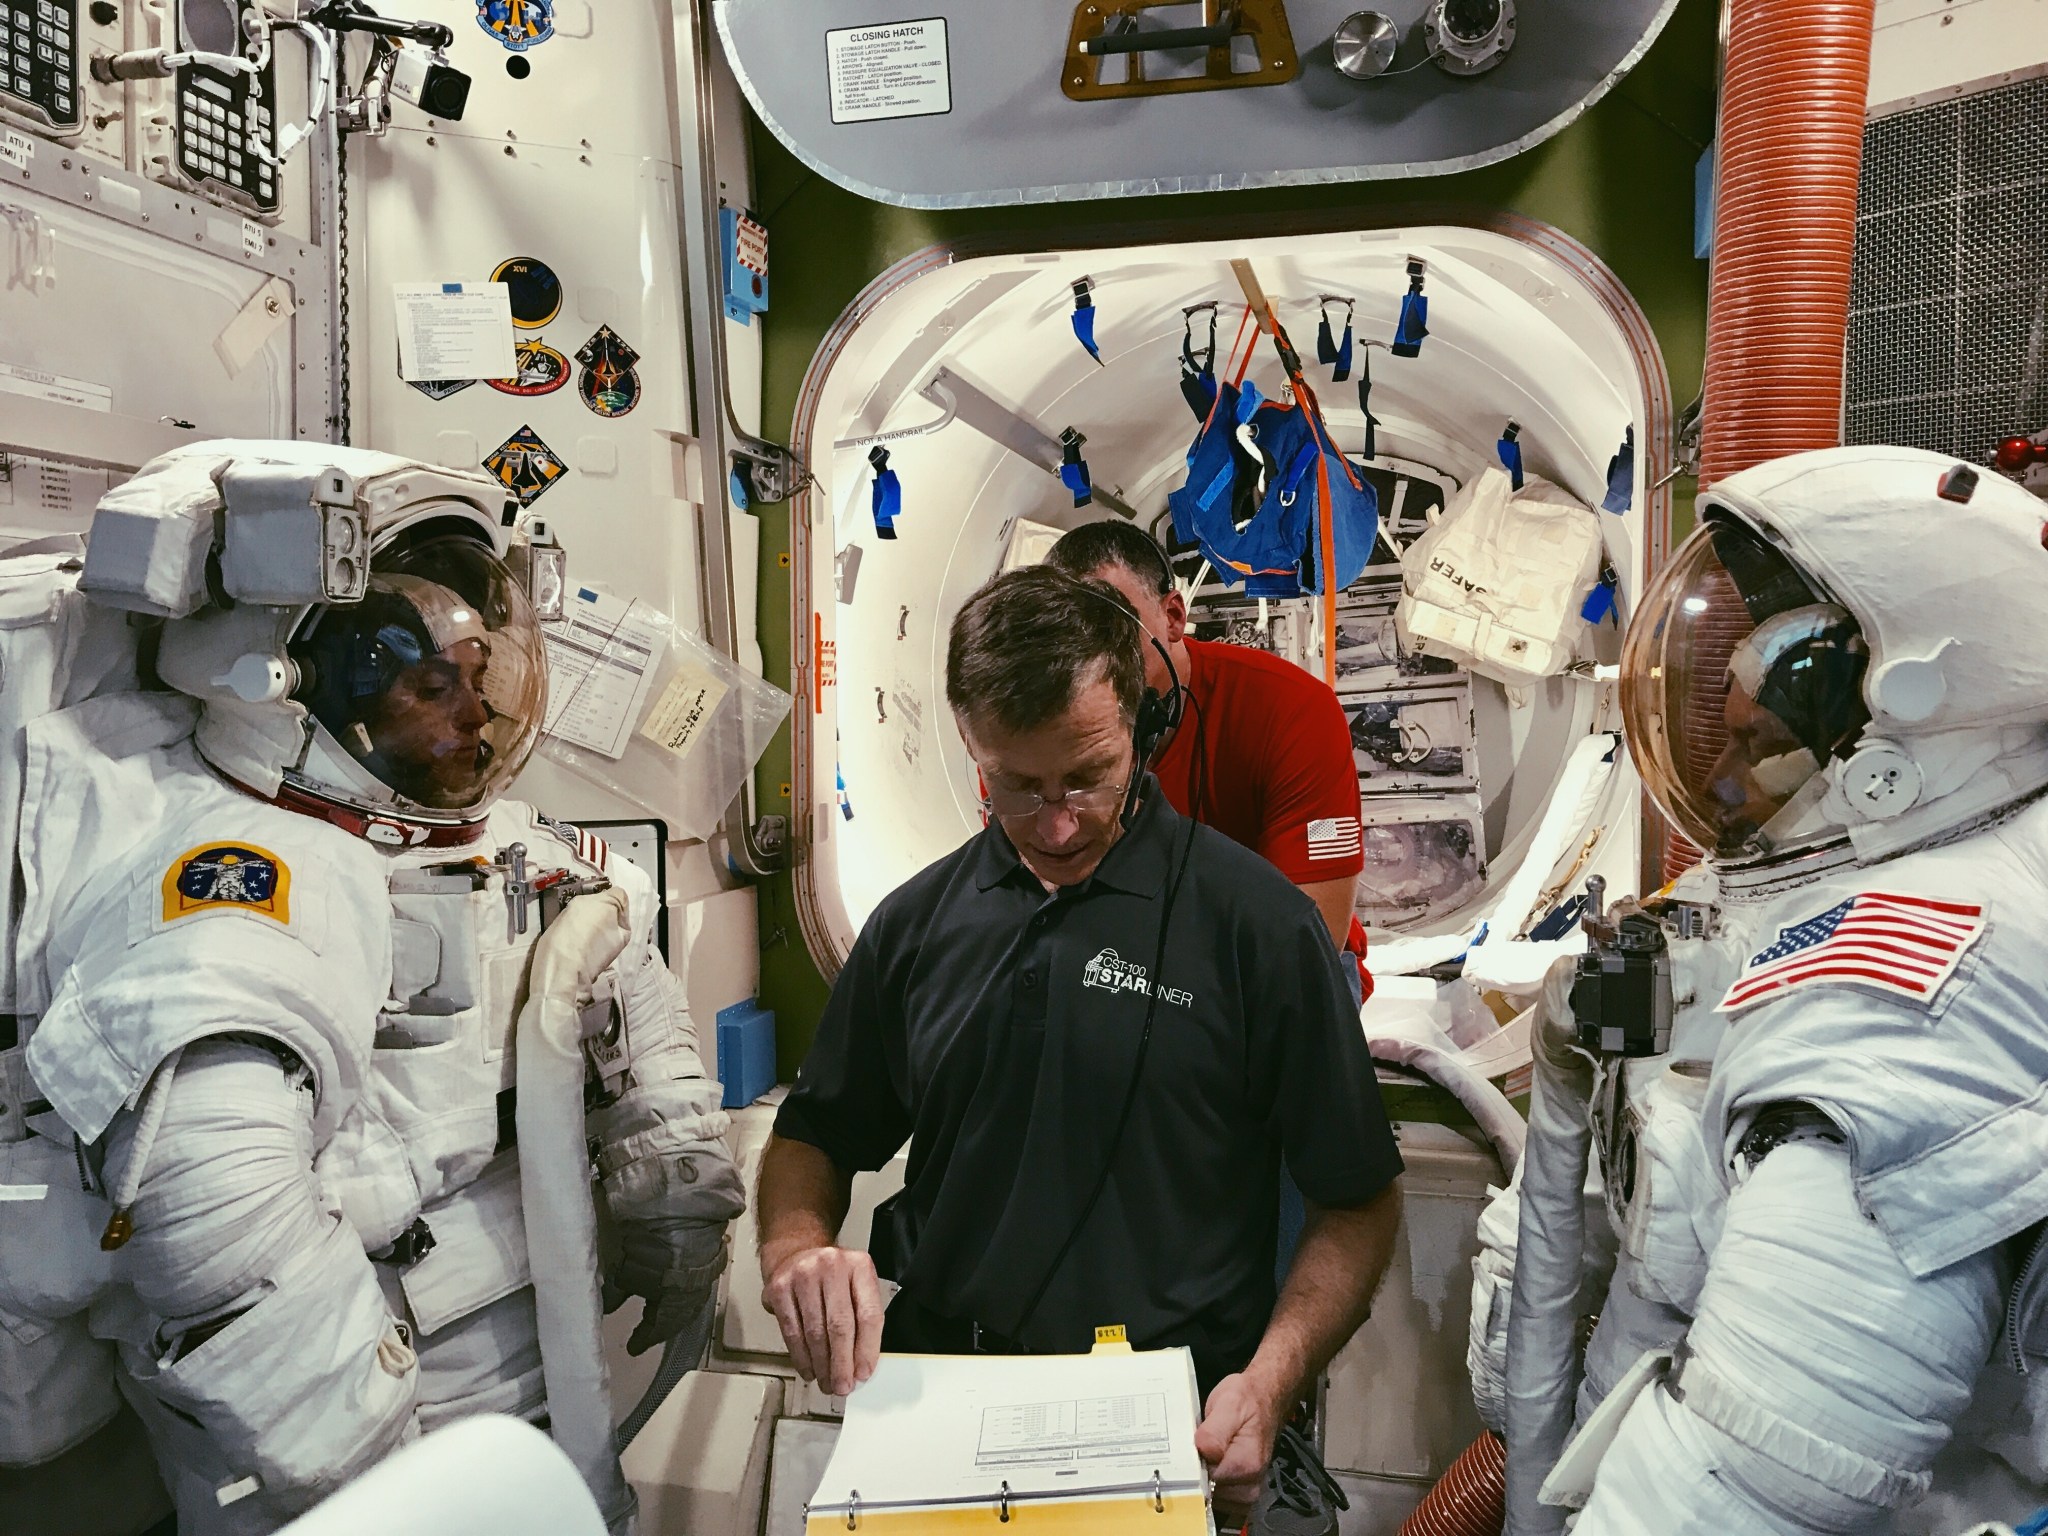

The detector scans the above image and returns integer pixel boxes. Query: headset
[1002,567,1205,1346]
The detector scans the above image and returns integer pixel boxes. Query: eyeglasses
[980,780,1128,822]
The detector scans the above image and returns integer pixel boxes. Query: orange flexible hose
[1698,0,1874,487]
[1400,1432,1507,1536]
[1664,0,1876,882]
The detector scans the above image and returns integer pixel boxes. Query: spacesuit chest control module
[1476,446,2048,1536]
[0,443,743,1536]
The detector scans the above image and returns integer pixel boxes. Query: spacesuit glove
[604,1215,730,1357]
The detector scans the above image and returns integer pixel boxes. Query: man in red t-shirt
[1045,521,1367,978]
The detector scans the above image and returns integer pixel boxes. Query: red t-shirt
[1152,637,1364,885]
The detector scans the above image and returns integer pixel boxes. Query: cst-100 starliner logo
[1081,948,1194,1007]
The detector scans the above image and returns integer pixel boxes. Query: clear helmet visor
[291,534,548,814]
[1620,517,1871,860]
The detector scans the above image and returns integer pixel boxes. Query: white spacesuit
[1475,446,2048,1535]
[0,444,742,1536]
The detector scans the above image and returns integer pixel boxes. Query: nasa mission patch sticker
[477,0,555,53]
[161,844,292,926]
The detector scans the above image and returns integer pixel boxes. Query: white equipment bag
[1396,465,1605,687]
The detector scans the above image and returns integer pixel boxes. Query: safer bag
[1397,466,1605,687]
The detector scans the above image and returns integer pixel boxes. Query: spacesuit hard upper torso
[3,689,740,1535]
[1560,795,2048,1534]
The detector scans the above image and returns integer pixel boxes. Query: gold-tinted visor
[1621,518,1869,859]
[293,535,548,813]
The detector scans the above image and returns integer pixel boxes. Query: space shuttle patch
[161,844,292,926]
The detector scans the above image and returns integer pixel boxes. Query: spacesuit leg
[1574,1140,2003,1535]
[105,1037,417,1533]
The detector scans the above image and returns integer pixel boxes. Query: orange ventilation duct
[1699,0,1876,487]
[1662,0,1877,882]
[1400,1432,1507,1536]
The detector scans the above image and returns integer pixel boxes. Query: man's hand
[1195,1370,1288,1527]
[761,1243,885,1397]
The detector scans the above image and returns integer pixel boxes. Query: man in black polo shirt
[756,567,1402,1519]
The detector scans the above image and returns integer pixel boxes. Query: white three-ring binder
[804,1333,1211,1536]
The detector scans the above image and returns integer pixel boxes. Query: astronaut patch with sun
[160,844,293,926]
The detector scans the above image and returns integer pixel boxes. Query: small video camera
[390,47,471,121]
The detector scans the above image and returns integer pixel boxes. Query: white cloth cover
[1398,466,1605,687]
[276,1415,605,1536]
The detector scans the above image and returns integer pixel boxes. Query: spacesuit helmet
[288,528,547,817]
[1622,445,2048,869]
[1622,515,1870,859]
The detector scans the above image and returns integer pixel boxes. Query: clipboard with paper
[804,1341,1211,1535]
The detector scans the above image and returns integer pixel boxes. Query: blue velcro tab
[836,764,853,821]
[1392,292,1428,358]
[1581,577,1617,624]
[1695,142,1716,260]
[1059,459,1093,505]
[1357,354,1379,460]
[716,1000,778,1109]
[728,466,751,513]
[1071,305,1101,363]
[1058,428,1094,507]
[1528,896,1586,943]
[1603,426,1635,513]
[869,446,900,540]
[1497,427,1525,491]
[1071,278,1102,365]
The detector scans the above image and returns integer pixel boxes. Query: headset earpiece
[1122,637,1185,825]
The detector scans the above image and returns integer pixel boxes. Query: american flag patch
[575,827,610,873]
[1305,816,1363,861]
[1717,891,1986,1014]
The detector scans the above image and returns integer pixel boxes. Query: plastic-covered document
[536,591,791,840]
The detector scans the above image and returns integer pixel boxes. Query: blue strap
[1195,459,1234,511]
[1071,278,1103,365]
[1235,378,1266,424]
[1276,437,1320,505]
[1180,304,1217,419]
[1581,576,1617,625]
[1392,291,1428,358]
[1497,425,1525,491]
[869,446,901,539]
[1059,428,1094,508]
[1058,459,1093,504]
[1602,425,1635,513]
[1317,313,1338,366]
[1332,320,1353,383]
[1357,353,1379,459]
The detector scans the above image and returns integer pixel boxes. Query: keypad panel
[0,0,80,131]
[176,3,276,213]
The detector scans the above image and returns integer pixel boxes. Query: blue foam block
[716,1000,778,1109]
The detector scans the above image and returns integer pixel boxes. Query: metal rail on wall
[665,0,796,878]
